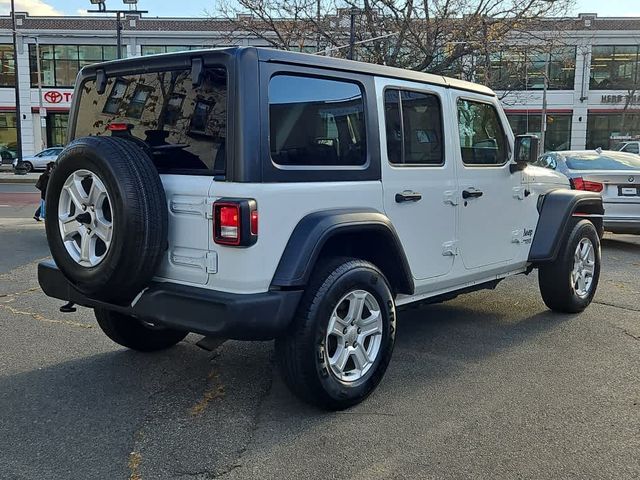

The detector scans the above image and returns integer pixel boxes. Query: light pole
[540,56,550,154]
[87,0,148,59]
[10,0,22,162]
[348,6,359,60]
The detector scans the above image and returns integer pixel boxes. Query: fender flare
[271,208,414,294]
[528,189,604,264]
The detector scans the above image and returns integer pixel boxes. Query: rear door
[377,78,457,281]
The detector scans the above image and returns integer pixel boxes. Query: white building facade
[1,12,639,158]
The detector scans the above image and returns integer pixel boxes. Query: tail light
[107,122,133,132]
[571,177,603,193]
[213,199,258,247]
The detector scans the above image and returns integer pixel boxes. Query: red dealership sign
[43,91,73,104]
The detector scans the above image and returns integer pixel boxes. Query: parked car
[13,147,64,172]
[38,47,603,410]
[612,141,640,155]
[536,150,640,234]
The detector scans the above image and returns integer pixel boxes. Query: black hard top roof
[80,46,495,97]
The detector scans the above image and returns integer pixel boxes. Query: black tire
[95,308,187,352]
[538,219,601,313]
[275,257,396,410]
[45,136,167,304]
[22,161,33,173]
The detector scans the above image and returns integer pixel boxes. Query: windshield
[564,151,640,171]
[611,142,625,151]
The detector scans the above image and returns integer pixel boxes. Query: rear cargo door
[153,175,214,285]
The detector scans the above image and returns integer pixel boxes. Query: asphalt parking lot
[0,192,639,479]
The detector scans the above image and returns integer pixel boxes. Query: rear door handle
[462,188,483,199]
[395,191,422,203]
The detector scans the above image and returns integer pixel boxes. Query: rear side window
[457,99,507,165]
[269,75,366,167]
[74,67,227,174]
[384,89,443,165]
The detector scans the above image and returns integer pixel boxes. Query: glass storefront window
[29,44,127,88]
[141,46,203,56]
[47,113,68,147]
[587,113,640,149]
[0,45,15,88]
[548,47,576,90]
[507,113,572,151]
[482,47,575,91]
[0,112,17,162]
[590,45,639,90]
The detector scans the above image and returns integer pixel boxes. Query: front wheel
[538,219,601,313]
[275,258,396,410]
[95,308,187,352]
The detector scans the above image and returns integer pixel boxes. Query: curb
[0,177,38,184]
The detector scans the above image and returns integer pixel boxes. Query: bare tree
[211,0,575,77]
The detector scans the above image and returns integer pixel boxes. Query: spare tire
[45,136,168,304]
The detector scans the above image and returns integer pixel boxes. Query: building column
[15,36,36,156]
[571,44,591,150]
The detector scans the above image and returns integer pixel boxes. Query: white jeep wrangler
[39,48,604,410]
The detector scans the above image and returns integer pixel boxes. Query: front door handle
[395,191,422,203]
[462,188,483,199]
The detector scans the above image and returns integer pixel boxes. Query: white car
[38,48,604,410]
[13,147,63,172]
[613,140,640,155]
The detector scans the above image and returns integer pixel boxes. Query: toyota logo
[44,91,63,104]
[630,176,636,183]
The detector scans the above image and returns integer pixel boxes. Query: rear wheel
[95,308,187,352]
[538,219,601,313]
[275,257,396,410]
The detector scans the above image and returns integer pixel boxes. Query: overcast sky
[1,0,639,18]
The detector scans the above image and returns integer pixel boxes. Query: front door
[378,79,457,281]
[453,95,523,270]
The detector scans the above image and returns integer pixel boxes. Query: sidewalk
[0,169,39,184]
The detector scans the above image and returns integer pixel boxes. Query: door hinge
[443,190,459,206]
[442,240,459,256]
[169,197,214,218]
[512,186,530,200]
[205,251,218,274]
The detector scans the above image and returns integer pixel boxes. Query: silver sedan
[535,150,640,234]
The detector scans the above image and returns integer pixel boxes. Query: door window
[622,143,639,154]
[457,99,508,165]
[269,74,366,167]
[384,89,443,165]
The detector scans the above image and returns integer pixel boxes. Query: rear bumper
[38,260,303,340]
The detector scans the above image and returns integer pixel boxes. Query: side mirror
[511,135,539,173]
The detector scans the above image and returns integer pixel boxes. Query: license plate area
[618,185,640,197]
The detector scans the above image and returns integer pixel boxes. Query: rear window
[565,152,640,171]
[269,74,366,167]
[74,67,227,174]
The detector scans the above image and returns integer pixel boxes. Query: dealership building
[1,12,640,157]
